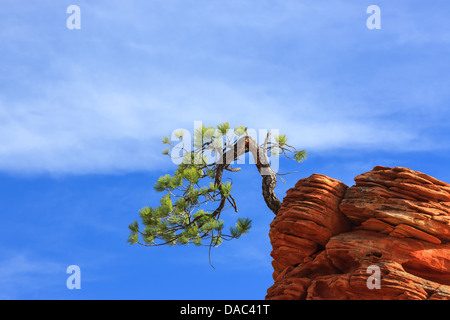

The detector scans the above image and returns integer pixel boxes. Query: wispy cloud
[1,0,449,174]
[0,252,63,299]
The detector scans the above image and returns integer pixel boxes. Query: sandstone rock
[340,166,450,243]
[266,166,450,300]
[268,174,351,279]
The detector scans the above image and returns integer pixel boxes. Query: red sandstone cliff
[266,166,450,300]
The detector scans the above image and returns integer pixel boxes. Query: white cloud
[0,252,63,299]
[0,70,438,174]
[0,0,448,174]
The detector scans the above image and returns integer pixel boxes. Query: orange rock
[268,173,351,279]
[266,166,450,300]
[390,224,441,244]
[340,166,450,242]
[357,218,394,234]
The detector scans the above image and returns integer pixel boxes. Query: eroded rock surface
[266,166,450,300]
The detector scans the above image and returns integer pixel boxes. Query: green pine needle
[294,150,308,162]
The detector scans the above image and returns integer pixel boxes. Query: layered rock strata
[266,166,450,300]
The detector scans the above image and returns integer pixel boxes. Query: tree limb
[218,135,281,215]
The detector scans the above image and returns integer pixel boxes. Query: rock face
[266,166,450,300]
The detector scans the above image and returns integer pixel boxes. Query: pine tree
[127,122,307,266]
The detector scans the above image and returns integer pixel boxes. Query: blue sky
[1,0,450,299]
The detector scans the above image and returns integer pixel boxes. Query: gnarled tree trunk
[218,134,281,215]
